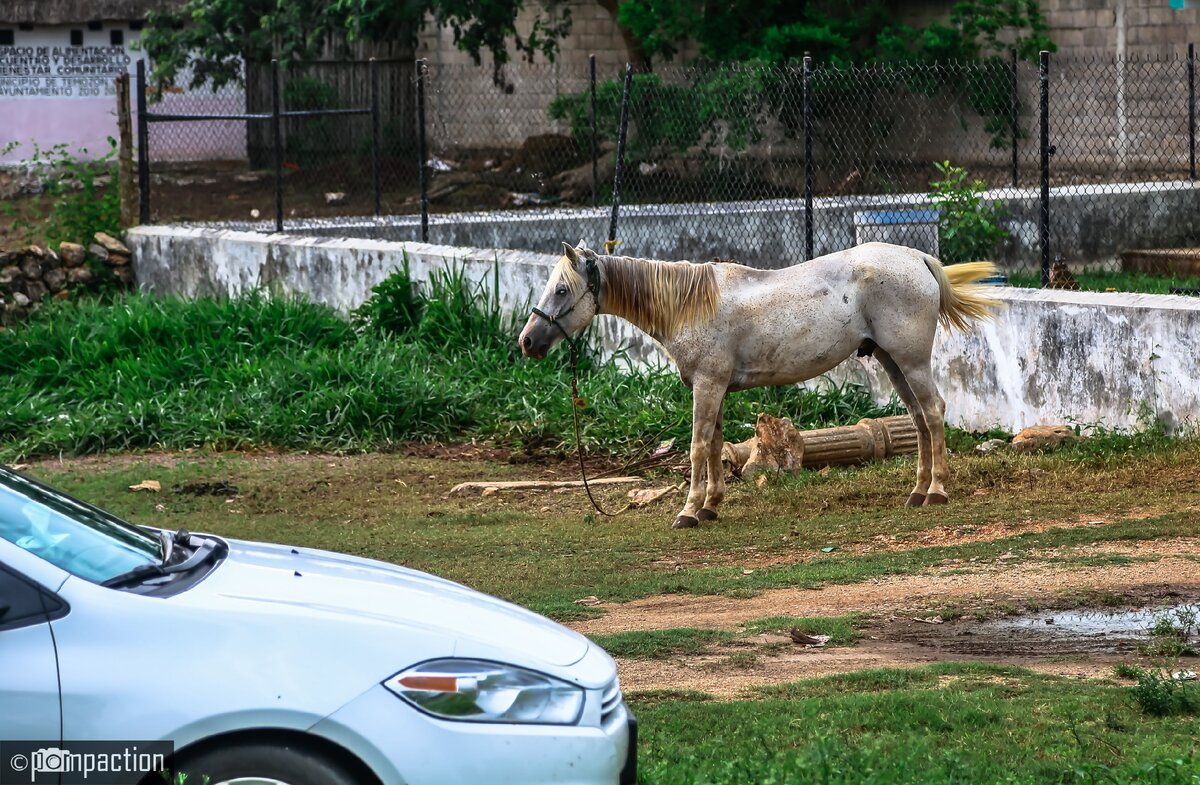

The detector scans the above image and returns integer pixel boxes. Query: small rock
[58,242,85,266]
[41,248,62,269]
[43,268,67,292]
[21,245,45,259]
[53,290,69,301]
[67,267,96,286]
[88,244,109,263]
[19,258,42,280]
[24,281,46,302]
[12,291,30,307]
[481,487,498,497]
[93,232,130,256]
[107,252,131,267]
[0,265,18,284]
[1011,425,1081,452]
[324,192,347,205]
[573,595,602,606]
[975,438,1009,454]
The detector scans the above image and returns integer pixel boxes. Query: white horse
[519,242,999,529]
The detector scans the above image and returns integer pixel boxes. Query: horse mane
[598,254,720,339]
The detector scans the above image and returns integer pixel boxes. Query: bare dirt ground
[574,546,1200,697]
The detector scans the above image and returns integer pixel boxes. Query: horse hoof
[905,493,926,507]
[696,508,719,522]
[672,515,700,529]
[924,492,949,506]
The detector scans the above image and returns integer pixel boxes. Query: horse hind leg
[890,360,950,505]
[874,348,934,507]
[698,399,726,522]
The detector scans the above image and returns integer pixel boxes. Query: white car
[0,465,635,785]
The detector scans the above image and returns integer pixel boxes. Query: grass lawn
[633,662,1200,784]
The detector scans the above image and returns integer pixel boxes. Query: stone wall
[0,233,134,326]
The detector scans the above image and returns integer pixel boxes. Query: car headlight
[384,659,585,725]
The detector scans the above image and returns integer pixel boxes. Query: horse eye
[555,286,568,296]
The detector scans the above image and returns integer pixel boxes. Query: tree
[141,0,1053,92]
[141,0,572,90]
[615,0,1053,67]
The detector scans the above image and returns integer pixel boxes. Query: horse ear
[562,242,579,263]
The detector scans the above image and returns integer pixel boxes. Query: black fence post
[271,59,284,233]
[608,63,633,248]
[416,58,429,243]
[1039,50,1051,288]
[370,58,382,217]
[135,59,150,225]
[1189,43,1196,181]
[802,55,814,262]
[1010,48,1020,188]
[590,54,598,208]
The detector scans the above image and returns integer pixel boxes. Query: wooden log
[115,73,137,228]
[450,477,643,496]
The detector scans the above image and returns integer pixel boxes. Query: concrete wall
[126,225,1200,433]
[201,179,1200,270]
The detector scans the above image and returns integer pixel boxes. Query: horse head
[519,242,601,359]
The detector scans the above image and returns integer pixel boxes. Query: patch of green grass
[1008,268,1200,295]
[634,663,1200,785]
[0,270,899,462]
[1126,667,1200,717]
[742,613,866,646]
[587,628,734,659]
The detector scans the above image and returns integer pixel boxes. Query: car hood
[191,538,591,668]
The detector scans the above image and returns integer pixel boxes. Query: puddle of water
[986,606,1198,639]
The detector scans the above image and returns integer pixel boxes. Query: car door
[0,564,64,742]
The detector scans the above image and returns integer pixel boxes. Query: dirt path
[575,551,1200,636]
[574,547,1200,696]
[610,641,1128,699]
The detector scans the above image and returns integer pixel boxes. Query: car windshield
[0,468,159,583]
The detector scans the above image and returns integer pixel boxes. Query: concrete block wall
[126,225,1200,434]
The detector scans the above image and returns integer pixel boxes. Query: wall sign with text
[0,45,135,99]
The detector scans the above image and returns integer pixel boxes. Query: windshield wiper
[102,534,226,589]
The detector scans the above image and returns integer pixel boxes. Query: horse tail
[921,254,1003,332]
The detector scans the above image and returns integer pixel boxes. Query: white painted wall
[126,226,1200,434]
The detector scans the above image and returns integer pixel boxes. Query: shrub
[929,160,1009,264]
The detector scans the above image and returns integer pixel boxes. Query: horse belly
[728,327,864,392]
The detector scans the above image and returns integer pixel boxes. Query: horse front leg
[698,398,726,521]
[673,381,725,529]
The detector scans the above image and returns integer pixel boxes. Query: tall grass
[0,266,898,460]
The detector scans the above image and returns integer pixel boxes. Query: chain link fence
[139,52,1200,293]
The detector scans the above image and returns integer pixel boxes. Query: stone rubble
[0,232,135,326]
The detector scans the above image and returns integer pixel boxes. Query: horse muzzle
[518,319,551,359]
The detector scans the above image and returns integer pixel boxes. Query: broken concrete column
[724,414,920,477]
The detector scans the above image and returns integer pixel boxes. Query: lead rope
[565,338,630,518]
